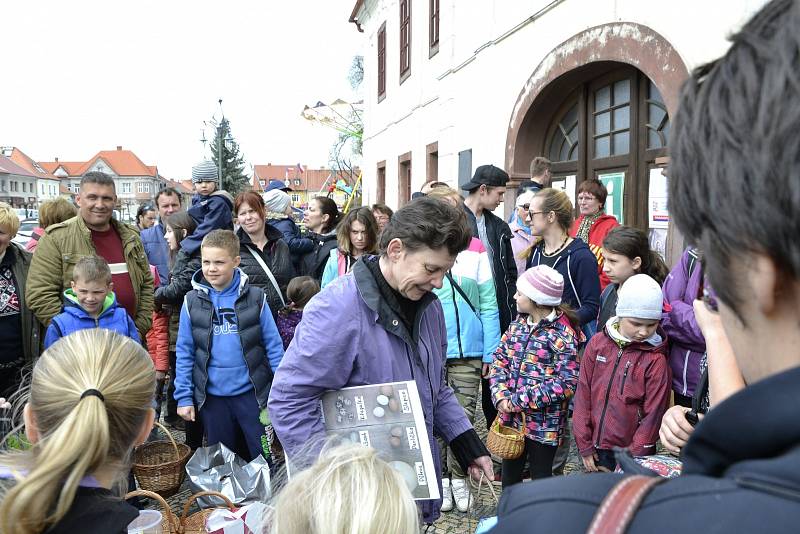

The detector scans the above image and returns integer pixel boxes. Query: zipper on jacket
[619,360,632,395]
[449,277,465,358]
[595,347,624,448]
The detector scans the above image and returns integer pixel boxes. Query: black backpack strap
[445,271,477,315]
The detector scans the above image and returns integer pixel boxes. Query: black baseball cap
[461,164,510,191]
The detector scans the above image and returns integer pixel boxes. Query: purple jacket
[661,248,705,397]
[268,259,473,523]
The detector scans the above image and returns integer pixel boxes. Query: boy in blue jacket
[44,256,140,348]
[175,229,284,461]
[181,160,235,255]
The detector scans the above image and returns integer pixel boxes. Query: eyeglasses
[528,211,547,217]
[518,203,530,210]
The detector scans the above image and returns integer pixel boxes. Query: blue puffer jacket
[44,289,140,348]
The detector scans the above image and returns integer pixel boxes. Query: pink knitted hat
[516,265,564,306]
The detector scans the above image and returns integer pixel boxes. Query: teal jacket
[44,289,140,348]
[433,237,501,363]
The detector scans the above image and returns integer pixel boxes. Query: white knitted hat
[616,274,664,320]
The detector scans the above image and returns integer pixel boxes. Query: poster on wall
[648,168,669,229]
[649,228,668,261]
[551,175,576,208]
[598,172,625,224]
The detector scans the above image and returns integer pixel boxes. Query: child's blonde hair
[266,443,419,534]
[72,255,112,285]
[0,330,155,534]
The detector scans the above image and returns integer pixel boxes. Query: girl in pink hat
[488,265,584,488]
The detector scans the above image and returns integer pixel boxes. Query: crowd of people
[0,1,799,532]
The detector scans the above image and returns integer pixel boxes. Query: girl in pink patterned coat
[489,265,583,488]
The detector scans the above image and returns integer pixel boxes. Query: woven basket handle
[124,489,179,533]
[153,420,180,458]
[180,490,237,523]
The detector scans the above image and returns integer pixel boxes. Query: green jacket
[25,215,153,338]
[8,242,42,363]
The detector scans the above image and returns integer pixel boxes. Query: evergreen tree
[209,117,249,195]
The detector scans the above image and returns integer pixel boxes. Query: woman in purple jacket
[661,247,706,407]
[268,197,493,525]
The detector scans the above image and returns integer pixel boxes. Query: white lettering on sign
[406,426,420,450]
[358,430,371,447]
[398,389,412,414]
[415,462,427,486]
[354,395,367,421]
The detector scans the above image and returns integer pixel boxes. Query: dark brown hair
[165,210,197,264]
[371,203,394,218]
[287,276,321,309]
[577,179,609,207]
[379,197,471,257]
[313,196,341,234]
[602,226,669,285]
[668,0,800,317]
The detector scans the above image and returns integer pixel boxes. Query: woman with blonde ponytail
[0,329,156,534]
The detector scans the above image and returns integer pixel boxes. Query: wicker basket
[124,489,180,533]
[179,491,237,534]
[486,413,526,460]
[132,421,192,497]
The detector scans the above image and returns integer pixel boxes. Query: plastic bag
[186,443,271,508]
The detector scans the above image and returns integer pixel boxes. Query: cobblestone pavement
[143,390,584,533]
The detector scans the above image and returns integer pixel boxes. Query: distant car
[12,218,38,247]
[14,208,38,221]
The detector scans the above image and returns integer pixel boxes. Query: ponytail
[603,226,669,285]
[0,330,155,534]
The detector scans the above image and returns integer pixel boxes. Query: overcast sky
[1,1,362,179]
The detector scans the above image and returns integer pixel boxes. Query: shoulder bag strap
[587,475,665,534]
[445,271,477,316]
[246,244,286,308]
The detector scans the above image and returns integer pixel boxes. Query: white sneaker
[451,477,472,513]
[440,478,453,512]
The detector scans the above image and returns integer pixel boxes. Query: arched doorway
[506,23,688,246]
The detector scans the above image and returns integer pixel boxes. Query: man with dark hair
[26,171,154,339]
[142,187,182,287]
[269,197,493,525]
[461,164,517,433]
[491,1,800,531]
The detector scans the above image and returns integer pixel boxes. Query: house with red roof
[252,163,360,208]
[39,146,162,220]
[2,147,63,206]
[0,153,39,210]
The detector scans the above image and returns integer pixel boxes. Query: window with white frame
[137,182,151,194]
[291,194,300,203]
[122,182,131,194]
